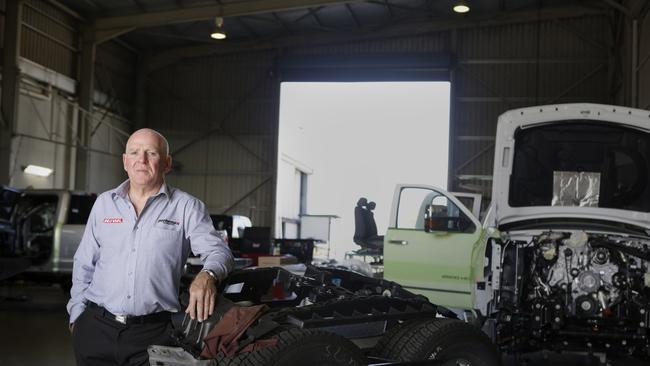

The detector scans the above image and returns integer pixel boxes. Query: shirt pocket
[152,221,183,251]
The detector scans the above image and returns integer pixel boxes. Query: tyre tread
[374,318,500,365]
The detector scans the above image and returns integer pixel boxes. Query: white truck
[383,103,650,359]
[0,189,96,289]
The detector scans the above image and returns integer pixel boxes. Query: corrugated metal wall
[1,1,135,193]
[14,0,137,120]
[148,14,612,226]
[96,41,138,118]
[453,16,610,197]
[148,51,278,225]
[20,0,78,78]
[3,77,128,193]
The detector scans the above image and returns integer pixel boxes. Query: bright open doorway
[276,82,451,259]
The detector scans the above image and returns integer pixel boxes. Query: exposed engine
[494,230,650,356]
[531,231,650,318]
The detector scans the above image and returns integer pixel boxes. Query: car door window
[396,187,475,233]
[67,195,96,225]
[397,188,438,229]
[28,203,56,233]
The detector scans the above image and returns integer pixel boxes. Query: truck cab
[0,189,96,284]
[383,185,484,310]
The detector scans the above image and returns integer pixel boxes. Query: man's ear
[164,155,173,174]
[122,153,128,172]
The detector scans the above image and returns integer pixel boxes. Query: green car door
[383,185,483,310]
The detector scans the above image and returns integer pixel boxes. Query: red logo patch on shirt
[103,217,124,224]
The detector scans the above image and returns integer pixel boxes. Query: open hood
[490,103,650,232]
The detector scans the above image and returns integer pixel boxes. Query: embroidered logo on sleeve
[103,217,124,224]
[157,219,180,226]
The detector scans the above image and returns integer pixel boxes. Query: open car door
[383,185,482,309]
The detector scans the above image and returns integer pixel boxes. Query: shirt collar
[111,180,171,201]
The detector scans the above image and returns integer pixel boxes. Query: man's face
[122,130,171,189]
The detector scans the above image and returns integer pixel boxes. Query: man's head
[123,128,172,190]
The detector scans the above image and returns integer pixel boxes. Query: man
[67,128,233,365]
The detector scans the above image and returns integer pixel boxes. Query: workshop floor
[0,282,75,366]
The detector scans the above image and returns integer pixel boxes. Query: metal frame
[93,0,366,41]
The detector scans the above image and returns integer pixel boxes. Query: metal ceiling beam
[271,12,294,34]
[345,3,361,28]
[290,7,339,32]
[147,4,607,73]
[309,7,326,27]
[96,27,135,43]
[601,0,632,17]
[292,6,325,24]
[383,0,395,18]
[367,0,424,14]
[237,17,260,38]
[95,0,364,31]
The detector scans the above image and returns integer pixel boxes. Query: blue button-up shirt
[66,180,233,323]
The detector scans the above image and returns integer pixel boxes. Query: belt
[87,302,171,325]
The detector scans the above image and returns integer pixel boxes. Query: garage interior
[1,0,650,365]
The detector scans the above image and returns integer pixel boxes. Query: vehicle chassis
[149,266,460,366]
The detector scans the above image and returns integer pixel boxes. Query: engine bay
[493,229,650,356]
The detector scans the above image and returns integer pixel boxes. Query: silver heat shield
[552,171,600,207]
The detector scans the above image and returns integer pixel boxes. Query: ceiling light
[210,17,227,40]
[453,1,470,13]
[23,164,53,177]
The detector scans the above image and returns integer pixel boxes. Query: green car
[384,103,650,359]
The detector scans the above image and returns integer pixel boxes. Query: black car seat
[353,198,383,251]
[362,202,384,250]
[353,197,368,246]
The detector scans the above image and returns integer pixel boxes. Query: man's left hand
[185,271,217,321]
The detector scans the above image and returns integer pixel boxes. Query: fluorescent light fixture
[210,17,227,40]
[453,1,470,13]
[23,164,53,177]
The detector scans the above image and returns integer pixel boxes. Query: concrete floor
[0,282,646,366]
[0,282,75,366]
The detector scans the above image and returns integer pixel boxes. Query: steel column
[449,29,458,191]
[75,27,97,191]
[631,19,639,107]
[0,0,23,185]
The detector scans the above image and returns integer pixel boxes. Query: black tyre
[216,328,365,366]
[373,318,501,366]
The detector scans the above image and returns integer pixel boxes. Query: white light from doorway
[277,81,451,259]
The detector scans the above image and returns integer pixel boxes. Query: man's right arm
[66,202,101,324]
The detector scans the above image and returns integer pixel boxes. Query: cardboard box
[257,254,298,267]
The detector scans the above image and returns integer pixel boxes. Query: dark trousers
[72,306,173,366]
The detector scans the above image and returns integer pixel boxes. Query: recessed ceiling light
[23,164,53,177]
[453,1,470,13]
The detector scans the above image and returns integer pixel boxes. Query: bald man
[67,128,233,366]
